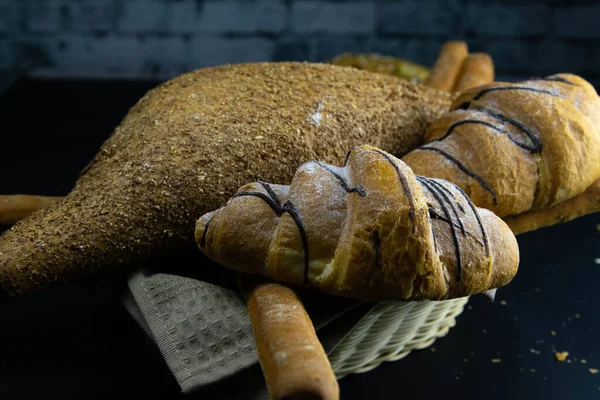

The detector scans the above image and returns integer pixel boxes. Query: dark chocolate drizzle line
[473,106,543,152]
[427,179,466,236]
[535,76,577,86]
[231,190,310,284]
[258,181,282,208]
[430,119,508,145]
[472,86,564,101]
[372,149,416,222]
[343,148,354,166]
[199,206,225,248]
[231,191,282,215]
[282,200,310,284]
[417,177,463,280]
[451,184,490,257]
[430,118,539,154]
[428,208,484,246]
[314,161,366,197]
[426,175,465,214]
[199,216,212,247]
[373,231,382,269]
[425,176,465,213]
[416,146,498,205]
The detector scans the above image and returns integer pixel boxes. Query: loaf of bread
[402,74,600,222]
[196,145,519,301]
[0,62,454,299]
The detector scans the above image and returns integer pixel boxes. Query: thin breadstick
[239,274,339,400]
[504,178,600,235]
[426,40,469,91]
[0,195,63,226]
[453,53,495,92]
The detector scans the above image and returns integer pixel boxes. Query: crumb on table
[491,358,501,364]
[590,368,599,374]
[555,351,569,362]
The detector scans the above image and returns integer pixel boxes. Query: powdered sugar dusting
[308,102,325,127]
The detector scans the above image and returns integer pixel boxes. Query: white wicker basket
[328,297,469,378]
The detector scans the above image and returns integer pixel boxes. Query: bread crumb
[551,330,556,336]
[595,258,600,265]
[555,351,569,362]
[590,369,599,374]
[575,313,581,319]
[530,348,541,355]
[500,300,508,306]
[582,360,588,364]
[430,347,436,352]
[491,358,501,364]
[530,369,536,372]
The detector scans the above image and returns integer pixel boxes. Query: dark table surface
[0,77,599,400]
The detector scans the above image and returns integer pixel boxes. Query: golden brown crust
[0,62,454,299]
[504,177,600,235]
[453,53,494,92]
[402,73,600,219]
[426,41,469,91]
[240,275,339,400]
[196,145,519,301]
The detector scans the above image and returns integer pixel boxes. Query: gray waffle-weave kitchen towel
[122,268,373,397]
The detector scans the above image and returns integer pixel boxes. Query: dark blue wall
[1,0,599,87]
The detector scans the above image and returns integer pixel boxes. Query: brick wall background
[0,0,599,87]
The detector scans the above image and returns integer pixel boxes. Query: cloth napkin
[121,267,375,398]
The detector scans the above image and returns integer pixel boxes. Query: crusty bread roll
[196,145,519,302]
[0,62,453,299]
[402,73,600,220]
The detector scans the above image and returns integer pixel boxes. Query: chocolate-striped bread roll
[402,74,600,225]
[196,145,519,302]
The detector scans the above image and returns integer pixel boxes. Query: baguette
[0,62,453,299]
